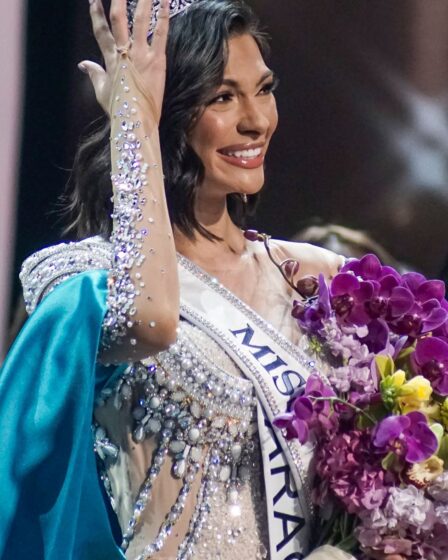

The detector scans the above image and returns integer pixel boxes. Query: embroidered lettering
[273,370,305,396]
[231,324,305,396]
[264,416,283,461]
[274,511,305,551]
[231,324,277,361]
[271,465,298,505]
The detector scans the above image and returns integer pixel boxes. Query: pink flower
[314,429,392,515]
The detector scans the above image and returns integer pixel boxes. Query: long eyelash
[261,77,280,94]
[207,92,233,105]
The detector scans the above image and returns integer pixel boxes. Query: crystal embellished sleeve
[101,57,179,356]
[20,237,112,315]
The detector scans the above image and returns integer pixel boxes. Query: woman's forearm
[102,58,179,363]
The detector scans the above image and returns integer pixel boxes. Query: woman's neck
[173,198,247,272]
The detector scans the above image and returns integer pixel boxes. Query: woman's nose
[237,99,270,137]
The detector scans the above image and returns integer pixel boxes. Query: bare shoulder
[270,239,344,279]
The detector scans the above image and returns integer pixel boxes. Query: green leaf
[397,345,415,361]
[438,434,448,468]
[381,451,396,471]
[431,423,444,446]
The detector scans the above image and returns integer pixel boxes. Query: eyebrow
[221,70,275,89]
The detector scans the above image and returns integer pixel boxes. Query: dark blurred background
[9,0,448,337]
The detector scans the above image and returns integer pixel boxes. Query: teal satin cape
[0,271,125,560]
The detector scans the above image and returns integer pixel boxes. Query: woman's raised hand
[80,0,169,121]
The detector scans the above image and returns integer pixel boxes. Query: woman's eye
[209,92,233,105]
[260,82,277,95]
[259,79,279,96]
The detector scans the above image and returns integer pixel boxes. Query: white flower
[428,472,448,503]
[385,486,435,534]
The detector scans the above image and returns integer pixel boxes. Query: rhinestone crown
[127,0,198,35]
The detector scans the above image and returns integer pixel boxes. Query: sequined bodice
[94,320,269,560]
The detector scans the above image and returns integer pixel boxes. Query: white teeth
[225,147,262,159]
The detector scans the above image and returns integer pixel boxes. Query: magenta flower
[391,273,448,337]
[273,397,312,444]
[373,411,438,463]
[337,256,448,339]
[330,255,414,330]
[329,272,372,325]
[413,337,448,395]
[341,253,400,282]
[314,429,391,515]
[273,375,337,443]
[402,272,446,303]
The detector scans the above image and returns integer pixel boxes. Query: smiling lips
[217,144,265,169]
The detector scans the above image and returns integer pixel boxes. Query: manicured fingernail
[78,63,88,73]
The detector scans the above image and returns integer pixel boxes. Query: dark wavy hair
[62,0,270,240]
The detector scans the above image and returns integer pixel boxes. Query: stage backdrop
[0,2,24,358]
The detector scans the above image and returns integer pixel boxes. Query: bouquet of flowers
[246,231,448,559]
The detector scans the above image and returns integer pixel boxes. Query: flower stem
[261,234,301,294]
[309,396,376,424]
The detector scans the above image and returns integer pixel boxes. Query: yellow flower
[407,455,444,488]
[390,370,406,387]
[397,375,433,413]
[380,368,406,410]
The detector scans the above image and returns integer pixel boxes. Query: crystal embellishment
[96,322,259,559]
[126,0,197,36]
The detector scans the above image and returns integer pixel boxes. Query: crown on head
[127,0,197,35]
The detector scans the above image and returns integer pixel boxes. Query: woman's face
[189,33,279,201]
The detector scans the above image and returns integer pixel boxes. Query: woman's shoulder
[269,238,345,279]
[20,236,112,314]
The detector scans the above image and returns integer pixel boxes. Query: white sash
[178,256,319,559]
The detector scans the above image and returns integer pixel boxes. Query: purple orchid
[293,274,331,334]
[332,255,415,326]
[391,273,448,338]
[402,272,446,303]
[273,375,337,443]
[359,318,390,354]
[341,253,400,282]
[273,397,312,444]
[413,336,448,395]
[373,411,438,463]
[329,272,372,325]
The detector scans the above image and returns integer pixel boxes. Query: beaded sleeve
[20,236,112,315]
[21,58,178,355]
[101,56,178,352]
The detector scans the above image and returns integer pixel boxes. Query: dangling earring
[241,193,248,204]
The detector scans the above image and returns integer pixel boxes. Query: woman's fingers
[133,0,153,47]
[79,60,108,109]
[151,0,170,57]
[89,0,116,71]
[110,0,130,49]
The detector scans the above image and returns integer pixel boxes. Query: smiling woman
[0,1,358,559]
[190,34,278,199]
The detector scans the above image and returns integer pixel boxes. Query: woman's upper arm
[20,236,177,364]
[20,236,112,315]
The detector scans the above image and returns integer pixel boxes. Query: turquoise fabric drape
[0,271,125,560]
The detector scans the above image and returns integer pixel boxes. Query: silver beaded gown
[20,234,352,560]
[91,240,344,560]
